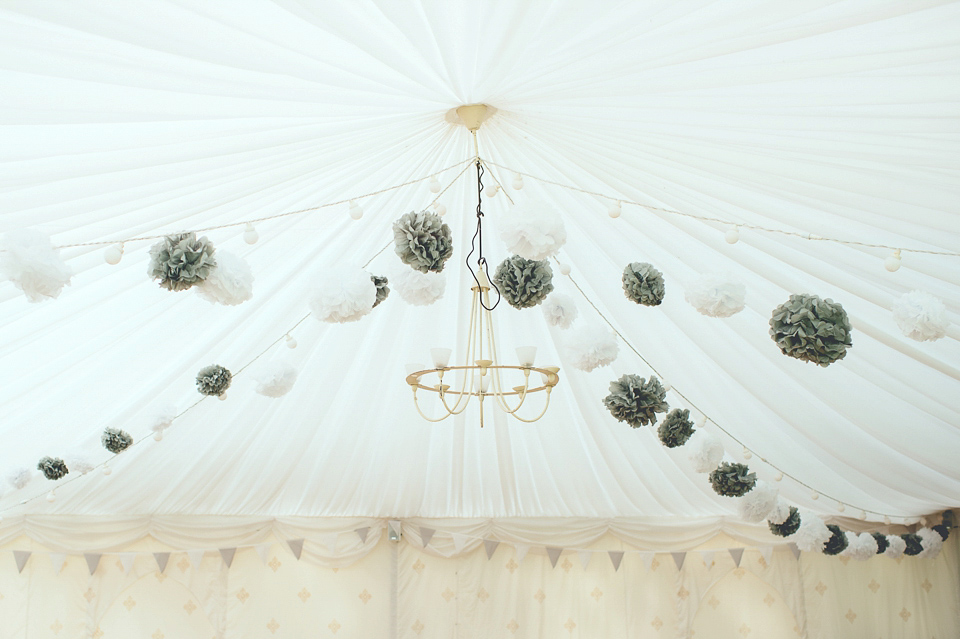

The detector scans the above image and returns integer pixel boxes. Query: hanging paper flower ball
[392,267,446,306]
[542,293,578,329]
[901,533,923,556]
[371,275,390,308]
[498,199,567,260]
[7,467,32,490]
[769,294,853,366]
[768,506,801,537]
[709,462,757,497]
[657,408,694,448]
[149,404,178,435]
[872,532,890,555]
[839,532,877,560]
[102,427,134,454]
[494,255,554,309]
[0,229,73,302]
[309,266,377,323]
[622,262,665,306]
[37,456,69,481]
[794,512,831,552]
[196,364,232,397]
[392,210,453,273]
[684,274,745,318]
[893,290,949,342]
[884,534,907,558]
[196,250,254,306]
[820,524,848,555]
[65,455,95,475]
[565,324,618,371]
[917,527,944,558]
[687,429,724,473]
[737,480,778,523]
[603,374,668,428]
[254,361,299,398]
[148,232,217,292]
[767,499,792,526]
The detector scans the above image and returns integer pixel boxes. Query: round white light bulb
[774,472,783,481]
[153,431,164,442]
[811,491,819,500]
[837,503,845,512]
[46,491,56,503]
[103,465,112,476]
[484,184,498,198]
[434,203,446,217]
[661,379,671,392]
[725,227,740,244]
[104,243,124,265]
[428,176,441,193]
[883,516,891,525]
[884,250,901,272]
[608,201,621,218]
[859,510,866,520]
[742,447,752,460]
[349,200,363,220]
[512,175,524,190]
[558,262,571,275]
[285,334,297,349]
[243,223,259,245]
[218,392,228,401]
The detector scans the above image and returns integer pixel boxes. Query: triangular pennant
[50,553,67,575]
[546,547,563,568]
[700,550,715,568]
[14,550,31,573]
[355,527,370,543]
[484,539,500,560]
[515,544,530,564]
[419,527,435,548]
[640,552,654,571]
[322,534,339,553]
[255,544,271,565]
[578,550,592,570]
[84,553,101,575]
[671,551,686,571]
[729,548,744,567]
[759,546,773,564]
[789,543,801,560]
[388,520,402,541]
[219,548,236,568]
[153,552,170,573]
[287,539,304,560]
[120,552,137,575]
[186,550,205,570]
[608,550,625,572]
[451,533,468,554]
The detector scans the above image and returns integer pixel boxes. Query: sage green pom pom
[822,525,848,555]
[371,275,390,308]
[622,262,665,306]
[494,255,554,309]
[148,232,217,292]
[658,408,694,448]
[709,462,757,497]
[37,456,69,480]
[769,294,853,366]
[392,211,453,273]
[872,532,890,554]
[901,533,923,556]
[769,507,801,537]
[102,427,133,454]
[603,374,668,427]
[196,364,232,397]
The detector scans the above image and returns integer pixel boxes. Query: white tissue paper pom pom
[794,512,831,553]
[498,199,567,260]
[542,293,578,329]
[687,429,724,473]
[767,498,792,526]
[841,532,878,560]
[565,324,618,372]
[684,274,746,318]
[7,467,32,490]
[884,534,906,559]
[254,361,299,398]
[737,480,778,523]
[392,268,446,306]
[893,291,949,342]
[64,455,95,475]
[149,404,178,434]
[0,229,72,302]
[309,267,377,323]
[196,250,254,306]
[917,527,944,558]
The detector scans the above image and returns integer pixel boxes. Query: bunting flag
[700,550,715,568]
[608,550,625,572]
[789,543,801,560]
[451,533,468,554]
[545,547,563,568]
[287,539,304,560]
[255,544,271,565]
[388,520,402,541]
[186,550,205,570]
[50,553,67,575]
[640,552,654,572]
[14,551,31,574]
[355,527,370,543]
[419,527,435,548]
[84,553,101,575]
[484,539,499,560]
[671,551,686,571]
[759,546,773,564]
[729,548,744,567]
[119,552,137,575]
[321,534,339,553]
[515,544,530,564]
[219,548,236,569]
[578,550,592,570]
[153,552,170,573]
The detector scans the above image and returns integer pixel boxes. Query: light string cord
[465,160,501,311]
[487,160,960,258]
[561,267,913,521]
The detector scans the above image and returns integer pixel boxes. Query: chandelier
[405,105,560,426]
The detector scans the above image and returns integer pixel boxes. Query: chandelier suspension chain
[465,159,501,312]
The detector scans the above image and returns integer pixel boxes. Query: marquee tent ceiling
[0,0,958,534]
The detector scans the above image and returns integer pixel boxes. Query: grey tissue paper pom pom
[657,408,695,448]
[494,255,554,309]
[822,524,848,556]
[901,533,923,556]
[392,211,453,273]
[708,462,756,497]
[603,374,669,428]
[196,364,232,397]
[148,232,217,292]
[102,427,134,454]
[872,532,890,554]
[769,506,801,537]
[622,262,665,306]
[37,456,69,481]
[371,275,390,308]
[769,294,853,366]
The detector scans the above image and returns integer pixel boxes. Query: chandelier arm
[490,373,531,414]
[412,391,454,422]
[507,389,554,423]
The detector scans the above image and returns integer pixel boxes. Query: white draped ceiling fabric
[0,1,959,636]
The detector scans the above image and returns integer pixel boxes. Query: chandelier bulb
[884,249,901,272]
[243,222,259,245]
[46,490,56,503]
[349,200,363,220]
[104,242,124,265]
[774,471,783,481]
[428,176,441,193]
[434,202,447,217]
[742,447,752,460]
[558,262,571,276]
[725,227,740,244]
[512,174,524,190]
[811,491,819,500]
[285,334,297,349]
[608,200,621,218]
